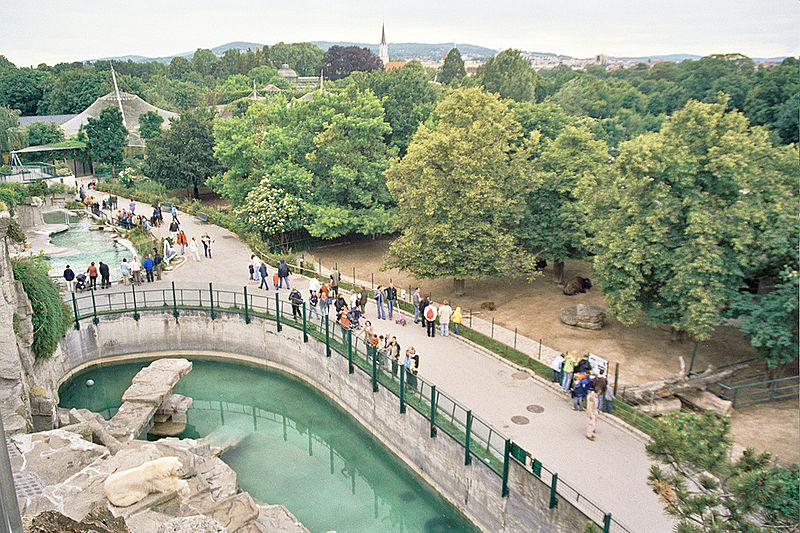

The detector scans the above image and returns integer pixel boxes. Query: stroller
[75,273,88,292]
[341,306,361,330]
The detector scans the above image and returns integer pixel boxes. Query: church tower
[379,23,389,66]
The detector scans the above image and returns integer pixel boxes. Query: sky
[1,0,798,66]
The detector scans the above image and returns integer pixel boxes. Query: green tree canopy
[191,48,218,76]
[25,121,64,146]
[321,46,384,81]
[269,42,324,76]
[146,107,221,198]
[439,48,466,85]
[0,105,25,152]
[584,98,799,341]
[138,111,164,139]
[385,87,534,290]
[85,107,128,175]
[479,49,540,102]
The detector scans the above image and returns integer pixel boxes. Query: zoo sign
[588,353,609,376]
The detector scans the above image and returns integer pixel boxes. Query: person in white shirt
[423,303,437,338]
[130,256,142,284]
[308,277,321,296]
[438,300,453,337]
[189,237,201,262]
[550,353,565,383]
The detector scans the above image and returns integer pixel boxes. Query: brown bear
[563,276,592,296]
[480,301,496,311]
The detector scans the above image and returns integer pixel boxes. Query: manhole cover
[526,404,545,413]
[511,371,530,380]
[511,416,530,425]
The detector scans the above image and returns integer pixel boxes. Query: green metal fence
[69,283,632,533]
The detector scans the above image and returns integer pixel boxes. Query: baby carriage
[75,273,88,292]
[346,306,362,330]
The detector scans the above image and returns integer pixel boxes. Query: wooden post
[614,362,619,390]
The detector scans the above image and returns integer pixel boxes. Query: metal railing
[68,282,633,533]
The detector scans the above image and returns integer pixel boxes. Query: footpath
[106,197,674,533]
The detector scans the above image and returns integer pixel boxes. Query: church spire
[379,23,389,66]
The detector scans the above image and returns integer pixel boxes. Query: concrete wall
[54,309,594,533]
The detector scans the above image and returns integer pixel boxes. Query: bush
[11,256,71,358]
[763,464,799,526]
[7,219,25,243]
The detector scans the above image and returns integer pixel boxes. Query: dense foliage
[25,121,63,145]
[11,256,70,359]
[138,110,164,139]
[84,107,128,175]
[647,411,799,532]
[321,46,383,81]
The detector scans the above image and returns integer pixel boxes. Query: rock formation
[560,304,606,330]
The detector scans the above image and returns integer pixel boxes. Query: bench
[196,212,209,223]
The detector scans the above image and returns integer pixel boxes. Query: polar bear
[104,456,190,507]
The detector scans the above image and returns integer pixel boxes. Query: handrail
[68,283,632,533]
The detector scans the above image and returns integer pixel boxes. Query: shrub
[7,219,25,243]
[11,256,71,358]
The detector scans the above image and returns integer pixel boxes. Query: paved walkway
[92,198,673,532]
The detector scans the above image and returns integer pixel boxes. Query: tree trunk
[552,260,565,284]
[453,278,465,296]
[193,184,199,199]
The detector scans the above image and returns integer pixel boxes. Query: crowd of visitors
[550,352,615,441]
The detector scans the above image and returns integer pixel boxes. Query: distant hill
[90,42,265,64]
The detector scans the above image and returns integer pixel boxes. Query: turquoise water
[46,216,130,283]
[59,359,479,533]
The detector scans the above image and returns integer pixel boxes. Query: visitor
[251,255,261,283]
[423,301,437,338]
[404,347,419,389]
[575,353,592,374]
[594,369,608,412]
[143,254,155,283]
[169,218,179,239]
[561,352,578,392]
[189,237,201,262]
[176,231,188,255]
[309,277,321,297]
[63,265,75,292]
[412,288,421,323]
[201,233,213,258]
[129,200,135,214]
[602,383,614,414]
[374,285,386,320]
[248,255,256,280]
[130,256,142,285]
[259,262,269,290]
[334,294,347,321]
[277,259,291,289]
[359,286,369,317]
[120,258,130,285]
[572,373,591,411]
[309,291,319,317]
[152,248,162,281]
[272,272,279,290]
[330,267,340,297]
[550,353,565,383]
[86,262,98,290]
[419,294,430,329]
[163,240,177,264]
[360,320,375,344]
[319,283,329,316]
[438,300,452,337]
[586,373,599,441]
[98,261,110,289]
[385,282,397,319]
[388,336,401,377]
[288,287,303,320]
[171,205,178,222]
[452,306,462,335]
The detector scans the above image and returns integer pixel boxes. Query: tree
[40,68,109,114]
[583,99,799,341]
[25,121,64,145]
[385,88,534,294]
[439,48,466,85]
[269,42,324,76]
[168,56,192,80]
[235,177,307,251]
[146,108,221,198]
[647,411,798,532]
[0,67,52,115]
[517,126,608,283]
[320,46,383,81]
[479,49,539,102]
[138,111,164,139]
[0,105,25,152]
[84,107,127,176]
[191,48,218,76]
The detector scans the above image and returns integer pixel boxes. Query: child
[272,273,279,290]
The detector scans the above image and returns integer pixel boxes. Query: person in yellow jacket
[561,352,579,392]
[452,307,463,335]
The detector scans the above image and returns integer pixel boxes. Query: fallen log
[676,390,733,417]
[621,363,744,404]
[636,398,682,416]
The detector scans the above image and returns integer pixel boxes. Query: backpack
[425,307,435,320]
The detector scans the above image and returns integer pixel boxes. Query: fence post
[501,439,511,497]
[71,292,80,330]
[132,285,140,321]
[302,303,308,342]
[429,385,437,438]
[732,388,738,408]
[399,367,406,413]
[209,282,216,320]
[171,281,179,318]
[538,339,542,359]
[371,273,374,289]
[90,289,99,325]
[347,330,353,374]
[469,309,472,328]
[549,473,559,508]
[352,267,355,286]
[491,317,494,338]
[465,410,473,465]
[603,513,611,533]
[688,340,699,374]
[614,362,619,390]
[371,346,378,392]
[325,314,331,356]
[275,293,282,332]
[514,328,517,348]
[243,286,250,324]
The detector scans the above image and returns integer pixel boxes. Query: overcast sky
[2,0,798,66]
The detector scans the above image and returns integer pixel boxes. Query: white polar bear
[104,456,190,507]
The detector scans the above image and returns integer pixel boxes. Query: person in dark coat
[575,354,592,374]
[288,287,303,320]
[98,262,110,289]
[64,265,76,292]
[419,294,429,328]
[259,262,269,290]
[278,259,291,289]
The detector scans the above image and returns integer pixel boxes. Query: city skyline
[1,0,798,66]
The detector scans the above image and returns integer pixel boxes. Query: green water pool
[46,216,131,283]
[59,359,479,533]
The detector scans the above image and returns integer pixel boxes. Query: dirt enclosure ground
[307,238,799,463]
